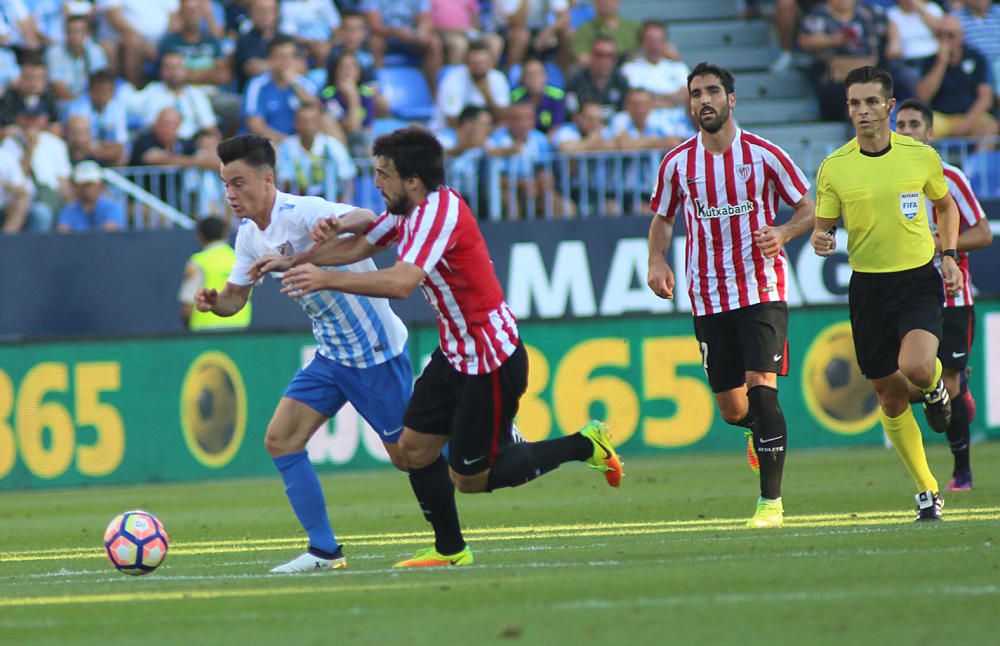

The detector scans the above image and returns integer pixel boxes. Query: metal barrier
[109,137,1000,229]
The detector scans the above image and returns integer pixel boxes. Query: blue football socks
[273,450,339,554]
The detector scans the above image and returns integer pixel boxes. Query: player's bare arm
[953,217,993,253]
[646,214,676,300]
[282,261,427,300]
[194,281,252,316]
[311,208,378,243]
[931,192,963,295]
[248,234,385,282]
[811,216,840,257]
[755,195,816,259]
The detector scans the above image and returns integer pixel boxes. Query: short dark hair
[687,61,735,94]
[20,52,46,68]
[89,69,116,86]
[897,98,933,128]
[467,40,492,56]
[217,134,276,170]
[844,65,893,99]
[371,126,445,191]
[340,10,365,22]
[66,14,90,28]
[458,104,487,124]
[639,20,667,40]
[268,34,297,55]
[197,216,228,243]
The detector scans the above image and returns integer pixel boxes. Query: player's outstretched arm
[647,214,676,299]
[282,261,426,300]
[756,194,816,259]
[311,208,378,243]
[194,282,252,317]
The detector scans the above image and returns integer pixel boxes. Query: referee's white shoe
[270,549,346,573]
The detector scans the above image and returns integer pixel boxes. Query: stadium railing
[105,136,1000,228]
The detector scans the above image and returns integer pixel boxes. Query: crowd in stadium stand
[0,0,997,232]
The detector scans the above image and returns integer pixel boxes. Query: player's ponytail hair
[372,126,446,192]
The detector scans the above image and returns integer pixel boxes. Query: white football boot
[270,551,347,573]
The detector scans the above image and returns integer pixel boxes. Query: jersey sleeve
[649,154,681,219]
[398,190,459,273]
[763,143,810,206]
[298,197,356,231]
[227,224,256,286]
[364,211,399,247]
[814,159,841,221]
[945,166,986,228]
[924,147,949,201]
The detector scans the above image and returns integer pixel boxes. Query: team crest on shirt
[899,192,920,220]
[277,241,294,256]
[736,164,752,182]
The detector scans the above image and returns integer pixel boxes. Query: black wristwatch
[942,248,958,260]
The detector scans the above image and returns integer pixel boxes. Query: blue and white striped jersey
[229,191,408,368]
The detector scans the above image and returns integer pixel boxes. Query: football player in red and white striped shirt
[273,126,623,567]
[895,99,994,492]
[646,62,816,528]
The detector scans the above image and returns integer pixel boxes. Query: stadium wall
[1,303,998,490]
[1,199,1000,340]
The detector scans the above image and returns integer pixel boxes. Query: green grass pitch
[2,443,999,645]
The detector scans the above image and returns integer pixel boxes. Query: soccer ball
[103,510,169,575]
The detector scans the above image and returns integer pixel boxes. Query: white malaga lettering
[507,241,597,318]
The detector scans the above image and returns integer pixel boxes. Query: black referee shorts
[848,262,944,380]
[939,305,975,371]
[403,342,528,475]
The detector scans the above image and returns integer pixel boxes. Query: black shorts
[693,302,789,393]
[403,342,528,475]
[939,306,975,371]
[848,262,943,380]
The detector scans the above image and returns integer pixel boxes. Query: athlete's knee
[396,434,439,470]
[450,469,489,493]
[382,443,409,472]
[899,358,935,389]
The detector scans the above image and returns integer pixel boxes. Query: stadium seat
[383,52,421,67]
[371,117,411,139]
[375,67,435,121]
[965,151,1000,198]
[569,4,595,29]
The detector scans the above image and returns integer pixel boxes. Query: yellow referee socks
[919,358,944,394]
[881,407,939,493]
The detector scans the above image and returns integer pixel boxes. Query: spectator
[131,51,219,140]
[97,0,181,88]
[887,0,945,99]
[64,113,99,165]
[608,88,678,214]
[0,0,42,52]
[276,103,356,200]
[431,0,502,66]
[0,143,32,233]
[55,160,127,232]
[0,52,60,132]
[1,104,72,232]
[916,15,999,140]
[488,101,574,219]
[770,0,825,72]
[320,51,378,156]
[278,0,341,65]
[325,11,377,85]
[0,48,19,95]
[159,0,233,88]
[954,0,1000,99]
[510,57,566,134]
[234,0,284,90]
[434,40,510,129]
[25,0,69,46]
[178,215,251,331]
[565,37,630,121]
[798,0,888,121]
[362,0,443,91]
[64,70,128,166]
[572,0,640,67]
[130,106,218,169]
[620,21,692,138]
[493,0,569,70]
[551,99,617,216]
[444,104,493,217]
[242,35,320,142]
[45,14,110,112]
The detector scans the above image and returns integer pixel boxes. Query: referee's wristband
[942,248,958,260]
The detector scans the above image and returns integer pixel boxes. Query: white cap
[72,161,103,184]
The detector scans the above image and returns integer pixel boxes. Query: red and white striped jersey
[929,161,986,308]
[365,187,520,374]
[649,129,810,317]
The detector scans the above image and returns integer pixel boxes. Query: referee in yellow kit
[811,66,962,522]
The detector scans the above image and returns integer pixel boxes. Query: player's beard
[385,191,412,216]
[699,103,730,134]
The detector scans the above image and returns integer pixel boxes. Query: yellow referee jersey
[815,131,949,273]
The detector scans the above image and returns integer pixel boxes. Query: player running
[646,62,816,528]
[255,126,622,567]
[894,98,993,491]
[196,134,412,573]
